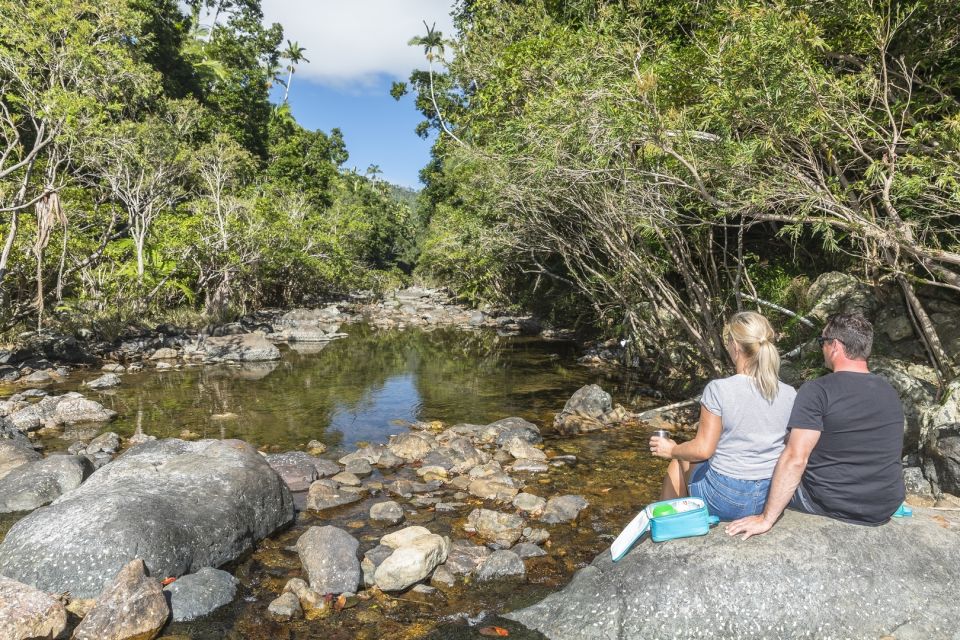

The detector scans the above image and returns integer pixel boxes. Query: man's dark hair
[824,312,873,360]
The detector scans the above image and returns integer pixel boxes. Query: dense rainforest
[0,0,411,332]
[3,0,960,388]
[400,0,960,384]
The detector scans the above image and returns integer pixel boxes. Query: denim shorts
[688,460,771,521]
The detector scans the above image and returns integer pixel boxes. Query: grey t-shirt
[700,374,797,480]
[789,372,905,525]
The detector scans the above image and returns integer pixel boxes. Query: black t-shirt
[788,371,905,525]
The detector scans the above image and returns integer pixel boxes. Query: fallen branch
[741,294,815,328]
[633,397,701,421]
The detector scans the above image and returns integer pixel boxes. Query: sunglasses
[816,336,843,347]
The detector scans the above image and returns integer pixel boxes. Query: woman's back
[701,374,796,480]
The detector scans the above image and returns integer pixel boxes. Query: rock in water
[0,438,293,598]
[163,567,238,622]
[467,509,525,547]
[507,509,960,639]
[475,550,526,582]
[0,440,41,481]
[265,451,321,491]
[72,559,169,640]
[0,454,92,513]
[296,526,361,595]
[540,495,588,524]
[374,534,450,592]
[201,334,280,361]
[0,576,68,640]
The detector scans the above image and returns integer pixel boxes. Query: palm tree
[282,40,310,103]
[409,22,464,147]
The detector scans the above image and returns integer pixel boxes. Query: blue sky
[261,0,457,190]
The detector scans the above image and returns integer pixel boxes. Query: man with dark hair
[725,312,905,539]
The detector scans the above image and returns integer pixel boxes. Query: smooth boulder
[508,509,960,639]
[202,334,280,361]
[0,454,92,513]
[374,533,450,592]
[163,567,238,622]
[0,440,41,480]
[296,526,361,595]
[0,438,293,598]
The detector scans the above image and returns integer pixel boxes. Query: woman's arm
[649,405,722,462]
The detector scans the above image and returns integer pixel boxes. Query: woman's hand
[649,436,676,459]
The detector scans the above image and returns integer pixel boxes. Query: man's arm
[724,428,821,540]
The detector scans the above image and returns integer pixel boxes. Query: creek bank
[507,508,960,640]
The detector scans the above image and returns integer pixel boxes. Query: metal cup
[651,429,671,440]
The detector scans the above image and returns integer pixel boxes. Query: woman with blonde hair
[650,311,797,520]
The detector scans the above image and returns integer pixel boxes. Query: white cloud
[261,0,456,88]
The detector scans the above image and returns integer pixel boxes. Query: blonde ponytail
[724,311,781,402]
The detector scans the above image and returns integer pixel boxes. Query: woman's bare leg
[660,460,692,500]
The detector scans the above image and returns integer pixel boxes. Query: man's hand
[725,515,774,540]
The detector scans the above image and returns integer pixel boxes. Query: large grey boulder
[202,334,280,361]
[554,385,622,435]
[164,567,238,622]
[508,509,960,639]
[0,454,92,513]
[0,440,41,481]
[0,576,67,640]
[871,357,937,450]
[806,271,878,321]
[296,526,361,595]
[922,379,960,495]
[0,438,293,598]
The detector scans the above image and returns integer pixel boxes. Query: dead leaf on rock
[479,627,510,637]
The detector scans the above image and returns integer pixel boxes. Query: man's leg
[660,460,696,500]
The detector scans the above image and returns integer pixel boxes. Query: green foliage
[0,0,415,330]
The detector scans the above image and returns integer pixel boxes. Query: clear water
[3,323,674,639]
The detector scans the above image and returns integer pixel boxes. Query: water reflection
[50,323,653,453]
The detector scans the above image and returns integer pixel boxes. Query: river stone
[73,559,169,640]
[266,451,321,491]
[430,565,457,588]
[296,526,361,595]
[385,479,438,498]
[467,509,525,547]
[23,371,53,384]
[0,438,293,598]
[376,450,404,469]
[513,493,547,516]
[559,385,611,420]
[510,459,550,473]
[508,509,960,640]
[444,543,491,578]
[872,357,937,449]
[86,431,120,454]
[502,436,547,461]
[0,440,41,481]
[361,544,395,587]
[84,373,121,390]
[283,577,324,611]
[340,443,386,465]
[305,479,364,510]
[512,542,547,559]
[468,460,507,479]
[0,576,68,640]
[475,550,526,582]
[491,417,542,446]
[469,478,519,502]
[163,567,238,622]
[201,334,280,361]
[313,458,341,477]
[0,454,93,513]
[344,458,372,477]
[374,533,450,592]
[52,393,118,425]
[541,495,589,523]
[332,471,362,486]
[267,592,302,620]
[381,525,432,549]
[150,347,179,360]
[388,433,435,461]
[370,500,405,525]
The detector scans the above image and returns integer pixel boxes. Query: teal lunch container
[648,497,720,542]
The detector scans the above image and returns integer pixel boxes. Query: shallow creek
[4,324,676,639]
